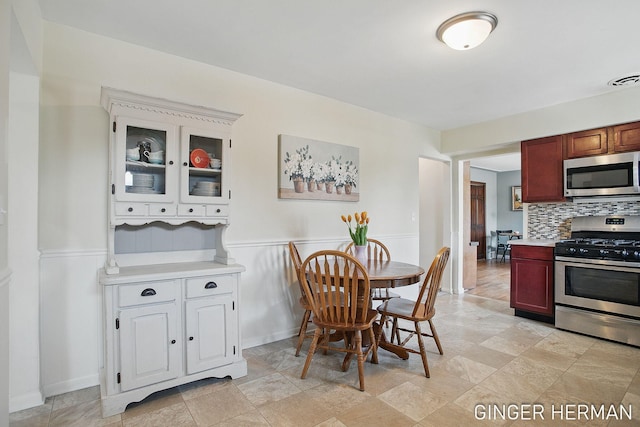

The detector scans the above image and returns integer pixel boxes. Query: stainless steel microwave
[564,152,640,197]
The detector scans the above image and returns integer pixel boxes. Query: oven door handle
[555,256,640,270]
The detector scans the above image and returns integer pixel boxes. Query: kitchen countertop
[508,238,558,247]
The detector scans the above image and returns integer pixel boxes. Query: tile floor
[9,292,640,426]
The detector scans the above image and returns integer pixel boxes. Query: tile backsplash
[527,199,640,239]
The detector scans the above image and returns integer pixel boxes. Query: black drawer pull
[161,208,166,213]
[128,207,133,212]
[168,160,174,165]
[141,288,156,297]
[189,336,194,341]
[216,209,221,213]
[189,208,194,213]
[204,281,218,289]
[171,339,176,344]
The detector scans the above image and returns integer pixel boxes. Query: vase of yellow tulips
[341,211,370,264]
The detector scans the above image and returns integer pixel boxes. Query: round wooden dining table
[363,259,425,290]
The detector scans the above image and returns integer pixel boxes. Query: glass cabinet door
[180,127,229,204]
[114,117,177,202]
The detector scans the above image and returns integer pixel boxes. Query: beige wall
[441,86,640,155]
[39,22,445,250]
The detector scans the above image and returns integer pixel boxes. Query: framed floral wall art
[512,186,523,210]
[278,134,359,201]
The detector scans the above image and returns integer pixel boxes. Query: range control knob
[567,247,577,254]
[599,249,609,256]
[579,248,589,255]
[634,251,640,260]
[621,249,631,259]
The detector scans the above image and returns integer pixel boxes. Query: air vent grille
[608,74,640,87]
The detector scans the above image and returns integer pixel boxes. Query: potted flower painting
[279,135,359,201]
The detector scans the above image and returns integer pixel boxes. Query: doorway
[470,181,486,259]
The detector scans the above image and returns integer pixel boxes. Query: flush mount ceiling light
[436,11,498,50]
[607,74,640,87]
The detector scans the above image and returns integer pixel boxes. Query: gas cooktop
[555,215,640,261]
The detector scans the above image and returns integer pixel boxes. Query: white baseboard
[9,390,44,413]
[41,373,99,399]
[242,327,298,350]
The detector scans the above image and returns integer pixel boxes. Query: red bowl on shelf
[190,149,210,168]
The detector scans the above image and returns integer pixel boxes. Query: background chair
[488,230,498,259]
[300,250,378,391]
[288,242,313,356]
[496,229,513,262]
[377,247,450,378]
[345,238,399,302]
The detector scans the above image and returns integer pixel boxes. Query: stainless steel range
[554,215,640,347]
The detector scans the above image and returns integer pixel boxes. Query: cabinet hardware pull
[216,209,221,213]
[183,162,188,167]
[128,207,133,212]
[161,208,166,213]
[141,288,156,296]
[205,281,217,289]
[171,339,176,344]
[189,336,194,341]
[168,160,174,165]
[189,208,193,213]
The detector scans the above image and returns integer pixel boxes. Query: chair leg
[368,327,378,365]
[414,321,430,378]
[301,328,321,379]
[354,330,365,391]
[295,309,312,356]
[428,319,443,355]
[391,317,400,344]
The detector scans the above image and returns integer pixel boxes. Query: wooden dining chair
[377,246,450,378]
[345,239,399,302]
[300,250,379,391]
[288,241,315,356]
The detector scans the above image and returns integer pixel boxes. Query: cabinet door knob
[183,162,188,167]
[168,160,174,165]
[189,208,194,213]
[189,336,194,341]
[171,339,176,344]
[205,281,217,289]
[216,209,221,213]
[161,208,166,213]
[128,207,133,212]
[141,288,156,297]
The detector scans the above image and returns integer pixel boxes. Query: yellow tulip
[341,215,347,223]
[348,214,352,222]
[366,217,370,224]
[355,212,360,222]
[362,211,367,220]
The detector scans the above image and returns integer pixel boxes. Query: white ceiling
[36,0,640,171]
[469,153,520,172]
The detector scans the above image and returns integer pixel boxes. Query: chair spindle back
[301,250,370,326]
[413,247,450,317]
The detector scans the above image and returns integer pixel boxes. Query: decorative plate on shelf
[190,149,210,168]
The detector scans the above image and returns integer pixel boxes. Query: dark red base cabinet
[510,245,554,322]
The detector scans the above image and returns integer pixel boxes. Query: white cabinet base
[100,359,247,418]
[99,262,246,418]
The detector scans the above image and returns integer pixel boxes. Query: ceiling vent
[607,74,640,87]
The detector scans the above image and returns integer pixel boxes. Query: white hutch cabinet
[99,88,246,417]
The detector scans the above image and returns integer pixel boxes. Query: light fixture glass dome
[436,12,498,50]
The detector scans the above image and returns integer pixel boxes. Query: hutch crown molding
[99,88,246,417]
